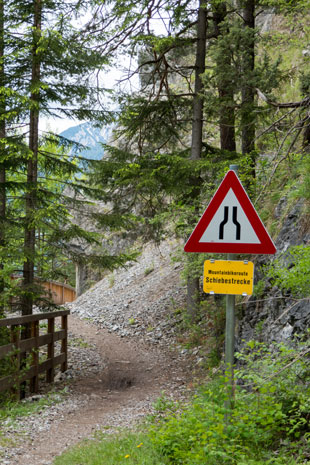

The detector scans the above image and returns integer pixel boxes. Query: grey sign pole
[225,164,239,413]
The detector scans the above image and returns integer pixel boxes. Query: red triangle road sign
[184,170,276,254]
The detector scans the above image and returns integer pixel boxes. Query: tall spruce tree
[186,0,207,322]
[0,0,5,316]
[212,2,236,152]
[240,0,256,163]
[22,0,42,317]
[0,0,134,316]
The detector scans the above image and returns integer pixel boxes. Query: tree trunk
[241,0,255,165]
[75,261,88,297]
[191,0,207,162]
[0,0,5,316]
[0,136,5,317]
[186,0,207,322]
[22,0,42,317]
[302,120,310,152]
[213,2,236,152]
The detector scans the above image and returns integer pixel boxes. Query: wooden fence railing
[42,281,76,305]
[9,277,76,307]
[0,310,69,399]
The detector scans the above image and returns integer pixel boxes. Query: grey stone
[238,198,310,348]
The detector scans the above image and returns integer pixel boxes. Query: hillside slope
[67,240,187,346]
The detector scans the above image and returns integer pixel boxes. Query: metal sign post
[184,164,276,417]
[225,255,236,412]
[225,165,238,414]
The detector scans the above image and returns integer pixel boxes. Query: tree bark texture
[187,0,207,323]
[190,0,207,162]
[22,0,42,317]
[0,0,5,315]
[302,119,310,152]
[241,0,255,161]
[213,2,236,152]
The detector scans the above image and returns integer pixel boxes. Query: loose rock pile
[66,240,186,344]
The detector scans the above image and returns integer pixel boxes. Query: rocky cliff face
[238,198,310,346]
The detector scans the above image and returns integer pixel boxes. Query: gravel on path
[1,240,197,465]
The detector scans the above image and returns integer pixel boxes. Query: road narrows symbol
[184,170,277,254]
[218,206,241,241]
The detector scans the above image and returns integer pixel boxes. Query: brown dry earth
[8,314,191,465]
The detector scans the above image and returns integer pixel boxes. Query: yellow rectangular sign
[203,260,254,296]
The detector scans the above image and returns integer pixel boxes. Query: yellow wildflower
[137,443,143,448]
[124,454,130,459]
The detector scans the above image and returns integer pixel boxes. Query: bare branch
[256,88,310,109]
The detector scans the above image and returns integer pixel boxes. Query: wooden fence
[42,280,76,305]
[9,278,76,310]
[0,310,69,399]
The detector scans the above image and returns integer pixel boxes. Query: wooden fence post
[61,314,68,372]
[10,324,21,400]
[46,317,55,383]
[30,320,39,393]
[0,310,70,396]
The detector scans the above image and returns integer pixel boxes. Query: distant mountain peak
[60,122,112,160]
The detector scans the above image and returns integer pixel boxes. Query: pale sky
[40,9,168,134]
[40,60,141,134]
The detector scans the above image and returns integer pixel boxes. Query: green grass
[53,339,310,465]
[69,336,90,348]
[0,389,67,424]
[0,388,69,460]
[0,389,68,459]
[0,432,17,461]
[53,432,167,465]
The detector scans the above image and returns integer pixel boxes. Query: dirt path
[8,315,191,465]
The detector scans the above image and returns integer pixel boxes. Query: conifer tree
[0,0,134,315]
[186,0,207,322]
[240,0,255,164]
[212,2,236,152]
[22,0,42,317]
[0,0,5,316]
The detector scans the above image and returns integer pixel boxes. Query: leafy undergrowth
[54,339,310,465]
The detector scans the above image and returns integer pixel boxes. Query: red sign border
[184,170,276,254]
